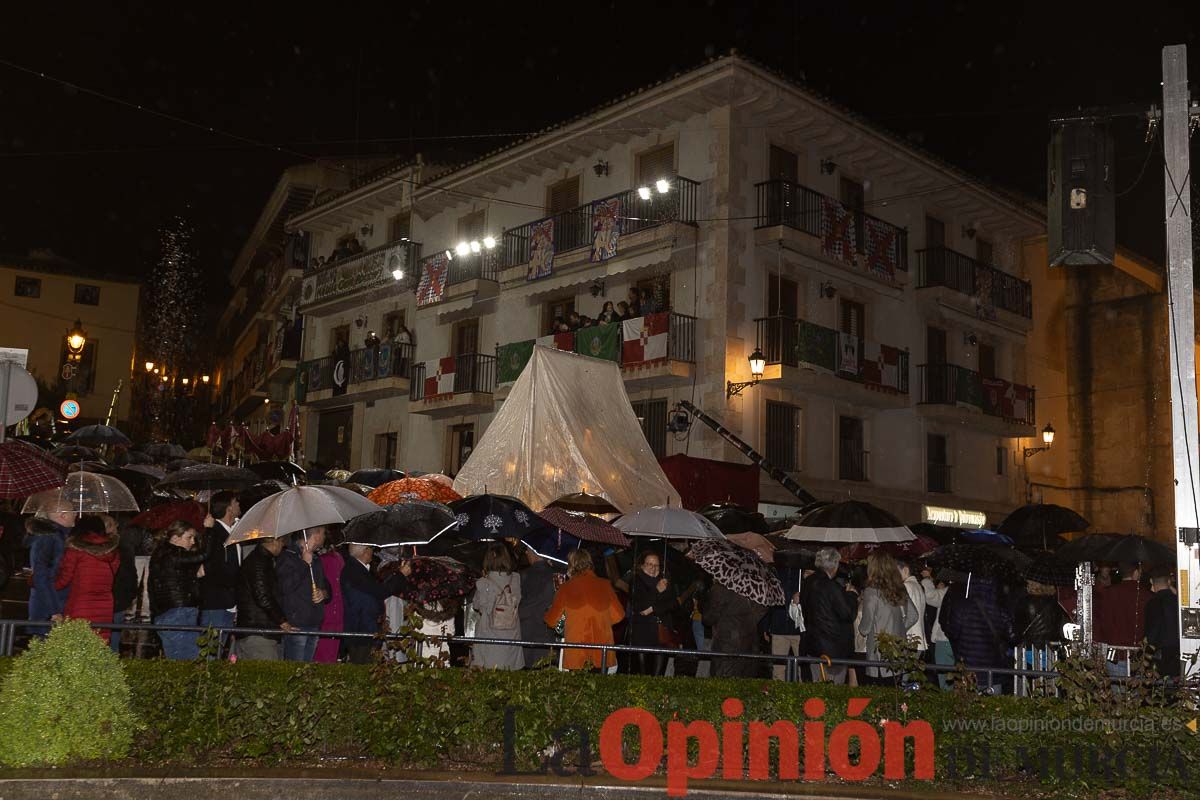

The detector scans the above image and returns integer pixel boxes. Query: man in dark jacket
[24,511,76,632]
[342,543,406,664]
[275,528,330,662]
[939,577,1013,693]
[235,537,295,660]
[1144,566,1180,678]
[199,492,241,646]
[517,550,561,668]
[800,547,857,683]
[762,562,805,681]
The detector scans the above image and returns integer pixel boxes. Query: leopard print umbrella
[688,539,786,607]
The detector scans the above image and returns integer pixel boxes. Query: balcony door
[453,318,480,393]
[547,176,584,252]
[927,433,950,493]
[767,145,801,227]
[766,275,799,363]
[925,326,949,404]
[838,415,867,482]
[446,423,475,477]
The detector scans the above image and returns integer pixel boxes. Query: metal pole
[0,360,11,444]
[1162,44,1200,680]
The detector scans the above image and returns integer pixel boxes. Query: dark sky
[1,2,1196,301]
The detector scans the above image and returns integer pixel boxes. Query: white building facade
[285,55,1044,525]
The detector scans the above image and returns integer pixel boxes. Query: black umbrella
[52,445,100,462]
[165,458,201,472]
[996,504,1088,550]
[699,503,770,535]
[157,463,261,491]
[546,492,622,515]
[1057,533,1174,565]
[343,500,458,548]
[238,480,290,513]
[346,468,406,488]
[906,522,963,546]
[449,494,551,541]
[1023,553,1079,587]
[925,543,1029,584]
[247,461,307,484]
[66,424,132,447]
[141,442,188,461]
[786,500,912,544]
[113,449,154,466]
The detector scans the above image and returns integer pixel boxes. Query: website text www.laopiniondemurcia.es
[501,696,934,797]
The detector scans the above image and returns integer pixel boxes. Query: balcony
[414,249,500,312]
[409,353,497,417]
[259,327,303,394]
[298,342,415,408]
[927,462,953,494]
[916,362,1035,436]
[754,315,910,409]
[916,247,1032,326]
[496,178,700,290]
[493,312,697,399]
[754,180,908,285]
[298,238,421,315]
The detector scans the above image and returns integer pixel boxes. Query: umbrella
[960,528,1015,546]
[906,522,964,546]
[66,424,132,447]
[519,526,584,565]
[996,504,1089,549]
[0,441,67,499]
[840,534,940,562]
[69,460,111,474]
[238,480,290,512]
[187,446,214,461]
[325,469,352,482]
[536,506,631,547]
[226,485,380,545]
[165,458,201,472]
[51,445,99,462]
[925,543,1029,584]
[449,494,550,541]
[132,500,206,531]
[610,542,706,598]
[546,492,622,515]
[114,450,154,466]
[13,435,52,450]
[614,507,725,540]
[21,471,139,514]
[346,468,406,488]
[726,531,776,562]
[1023,554,1079,587]
[390,556,478,604]
[337,482,375,496]
[342,500,458,548]
[116,464,167,481]
[1056,533,1175,565]
[700,504,770,535]
[420,473,455,488]
[142,442,188,461]
[247,461,307,484]
[369,477,462,506]
[688,538,786,607]
[785,501,913,543]
[157,463,261,491]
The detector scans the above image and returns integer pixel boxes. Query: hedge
[0,657,1195,797]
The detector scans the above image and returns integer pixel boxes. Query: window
[838,415,867,481]
[636,142,675,184]
[546,176,586,251]
[631,398,668,459]
[768,145,799,183]
[546,176,580,215]
[925,216,946,249]
[978,343,996,379]
[14,276,41,298]
[330,325,350,355]
[457,209,486,242]
[926,326,947,364]
[544,297,575,334]
[927,434,950,493]
[74,284,101,306]
[383,310,407,340]
[446,423,475,477]
[374,432,399,470]
[839,299,865,338]
[59,339,98,394]
[767,274,799,319]
[977,238,994,266]
[766,401,802,472]
[388,211,411,242]
[996,445,1008,476]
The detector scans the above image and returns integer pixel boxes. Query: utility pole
[1161,44,1200,679]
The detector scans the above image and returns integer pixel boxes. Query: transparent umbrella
[226,485,380,545]
[21,471,139,514]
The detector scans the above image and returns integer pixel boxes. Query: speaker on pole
[1048,121,1115,266]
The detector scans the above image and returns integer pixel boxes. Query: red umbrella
[840,535,940,562]
[537,506,631,547]
[0,441,67,499]
[132,500,206,531]
[369,477,462,506]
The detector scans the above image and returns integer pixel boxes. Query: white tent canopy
[452,345,680,512]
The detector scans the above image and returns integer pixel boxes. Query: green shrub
[0,620,140,766]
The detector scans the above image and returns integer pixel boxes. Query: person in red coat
[54,514,120,643]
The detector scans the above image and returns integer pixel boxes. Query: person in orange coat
[544,550,624,671]
[54,514,120,643]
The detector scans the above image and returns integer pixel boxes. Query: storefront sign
[922,504,986,529]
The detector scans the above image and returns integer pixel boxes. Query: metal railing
[754,315,909,393]
[917,362,1037,425]
[754,179,908,272]
[916,247,1032,318]
[927,462,953,494]
[410,353,497,401]
[297,344,414,402]
[499,177,700,270]
[666,312,697,363]
[304,237,422,278]
[446,249,500,285]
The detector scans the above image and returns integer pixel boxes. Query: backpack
[490,578,519,630]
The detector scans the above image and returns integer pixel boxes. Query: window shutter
[637,143,675,184]
[546,177,580,214]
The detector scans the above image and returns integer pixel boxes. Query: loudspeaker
[1048,122,1115,266]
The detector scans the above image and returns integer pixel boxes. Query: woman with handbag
[625,552,677,675]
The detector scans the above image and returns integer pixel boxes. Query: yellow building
[0,254,140,427]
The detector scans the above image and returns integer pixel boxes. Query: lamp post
[1023,423,1056,502]
[726,348,766,398]
[62,320,88,403]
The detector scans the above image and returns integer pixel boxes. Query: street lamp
[1023,422,1055,502]
[65,320,87,359]
[201,374,210,384]
[726,348,767,398]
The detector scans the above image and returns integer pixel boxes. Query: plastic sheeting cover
[452,345,680,512]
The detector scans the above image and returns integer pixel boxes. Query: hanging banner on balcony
[352,347,376,383]
[423,357,456,398]
[862,216,898,280]
[837,332,859,376]
[981,377,1008,417]
[956,369,983,410]
[528,218,555,280]
[820,196,856,265]
[1009,383,1031,422]
[622,313,668,366]
[535,331,574,352]
[861,342,905,393]
[974,265,996,320]
[796,320,837,373]
[574,321,621,363]
[384,244,409,281]
[497,340,535,384]
[590,198,622,262]
[416,252,450,307]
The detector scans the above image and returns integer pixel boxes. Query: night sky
[1,3,1195,303]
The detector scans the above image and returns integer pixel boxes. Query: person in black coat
[939,577,1014,692]
[703,583,768,678]
[199,492,241,639]
[624,551,678,676]
[1145,567,1180,678]
[148,521,207,660]
[800,548,858,683]
[342,543,407,664]
[1014,581,1070,648]
[517,550,561,668]
[762,561,805,681]
[235,537,296,660]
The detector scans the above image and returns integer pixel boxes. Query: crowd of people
[546,287,664,335]
[308,237,365,271]
[12,502,1181,686]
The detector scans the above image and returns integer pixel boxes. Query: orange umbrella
[369,477,463,506]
